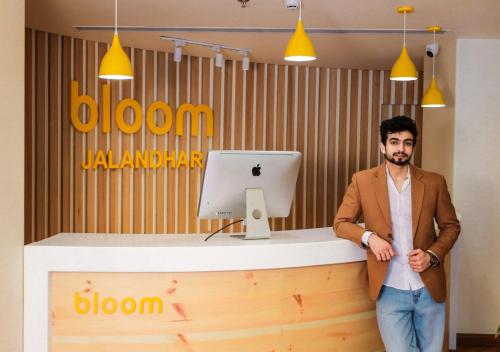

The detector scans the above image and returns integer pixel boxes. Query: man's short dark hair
[379,116,418,145]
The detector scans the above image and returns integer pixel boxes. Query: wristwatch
[426,250,440,267]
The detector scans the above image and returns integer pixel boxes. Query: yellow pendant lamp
[390,6,417,81]
[284,1,316,62]
[422,26,446,107]
[99,0,133,80]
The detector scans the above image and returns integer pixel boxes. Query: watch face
[430,254,438,266]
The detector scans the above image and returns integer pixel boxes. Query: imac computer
[198,150,302,239]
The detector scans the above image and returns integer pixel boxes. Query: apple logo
[252,164,261,176]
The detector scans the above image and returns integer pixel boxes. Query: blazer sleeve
[333,173,367,248]
[428,176,461,261]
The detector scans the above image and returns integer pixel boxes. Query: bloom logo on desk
[71,81,213,170]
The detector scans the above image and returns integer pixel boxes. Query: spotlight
[173,40,185,63]
[241,51,250,71]
[214,47,224,67]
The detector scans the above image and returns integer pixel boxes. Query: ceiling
[26,0,500,70]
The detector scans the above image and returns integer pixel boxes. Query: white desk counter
[24,228,381,352]
[25,227,365,272]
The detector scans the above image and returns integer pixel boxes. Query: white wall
[454,39,500,334]
[422,37,456,189]
[0,0,25,351]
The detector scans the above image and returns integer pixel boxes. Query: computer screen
[198,150,301,239]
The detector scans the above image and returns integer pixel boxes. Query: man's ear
[380,142,386,155]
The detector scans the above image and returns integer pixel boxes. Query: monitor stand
[244,188,271,240]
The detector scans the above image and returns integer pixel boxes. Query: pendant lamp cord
[432,30,436,77]
[403,10,407,47]
[299,0,302,20]
[114,0,118,35]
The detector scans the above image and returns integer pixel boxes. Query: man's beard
[384,152,411,166]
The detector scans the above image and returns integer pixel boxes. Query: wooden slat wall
[25,29,423,243]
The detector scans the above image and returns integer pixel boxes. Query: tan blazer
[333,164,460,303]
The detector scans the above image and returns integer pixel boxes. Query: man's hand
[368,234,396,261]
[408,249,431,272]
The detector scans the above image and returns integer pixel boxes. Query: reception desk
[24,228,385,352]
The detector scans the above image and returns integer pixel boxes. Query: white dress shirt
[362,166,425,290]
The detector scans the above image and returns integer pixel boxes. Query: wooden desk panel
[50,263,384,351]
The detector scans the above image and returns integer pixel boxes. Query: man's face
[380,131,415,166]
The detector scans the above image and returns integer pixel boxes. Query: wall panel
[25,29,423,242]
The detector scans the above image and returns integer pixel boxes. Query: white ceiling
[26,0,500,70]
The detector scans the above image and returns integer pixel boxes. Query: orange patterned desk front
[51,264,383,352]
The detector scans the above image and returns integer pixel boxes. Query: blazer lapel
[373,164,392,230]
[411,165,425,238]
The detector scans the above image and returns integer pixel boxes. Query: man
[333,116,460,352]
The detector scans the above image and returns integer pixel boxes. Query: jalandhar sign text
[71,81,213,170]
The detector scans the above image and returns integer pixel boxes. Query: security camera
[426,43,439,58]
[285,0,300,10]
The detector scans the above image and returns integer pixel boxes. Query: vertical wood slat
[188,56,199,234]
[26,29,424,242]
[25,29,34,244]
[144,50,155,233]
[316,68,327,228]
[120,47,132,234]
[72,38,84,233]
[326,69,338,225]
[336,69,348,211]
[109,71,120,233]
[48,33,60,237]
[306,67,316,229]
[96,42,107,233]
[295,67,305,229]
[284,66,296,230]
[166,53,176,234]
[61,36,72,233]
[34,31,47,242]
[85,41,96,234]
[132,48,143,233]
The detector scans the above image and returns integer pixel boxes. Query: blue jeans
[376,285,445,352]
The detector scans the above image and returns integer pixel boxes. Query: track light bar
[161,36,251,69]
[76,26,448,35]
[160,36,251,54]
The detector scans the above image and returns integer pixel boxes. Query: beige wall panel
[1,1,24,349]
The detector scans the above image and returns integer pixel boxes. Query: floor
[456,347,500,351]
